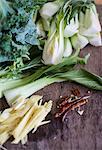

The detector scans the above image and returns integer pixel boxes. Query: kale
[0,0,47,63]
[0,0,14,20]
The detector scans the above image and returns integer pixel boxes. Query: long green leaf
[56,69,102,90]
[44,53,89,73]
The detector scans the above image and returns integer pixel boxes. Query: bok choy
[39,0,63,19]
[4,68,102,105]
[63,38,73,57]
[4,77,64,104]
[79,3,102,46]
[79,4,101,36]
[71,33,89,50]
[64,13,79,38]
[42,17,65,65]
[41,0,101,65]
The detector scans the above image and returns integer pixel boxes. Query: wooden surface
[0,5,102,150]
[96,0,102,4]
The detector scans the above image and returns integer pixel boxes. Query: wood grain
[96,0,102,4]
[0,5,102,150]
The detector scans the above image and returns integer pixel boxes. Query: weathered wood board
[0,5,102,150]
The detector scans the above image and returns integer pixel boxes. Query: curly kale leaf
[0,0,14,20]
[0,32,30,62]
[0,0,47,63]
[14,16,39,45]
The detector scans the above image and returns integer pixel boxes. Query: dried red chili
[71,88,80,97]
[55,89,90,121]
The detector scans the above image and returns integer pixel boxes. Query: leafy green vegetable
[63,38,73,57]
[0,56,42,79]
[0,50,89,98]
[44,50,90,74]
[4,77,64,104]
[40,0,63,19]
[71,33,89,50]
[56,69,102,90]
[64,0,94,21]
[79,3,101,36]
[64,13,79,37]
[42,16,65,65]
[0,66,47,98]
[4,68,102,104]
[0,0,47,64]
[0,0,13,20]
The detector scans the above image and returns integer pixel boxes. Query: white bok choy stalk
[4,77,64,105]
[64,13,79,38]
[0,66,47,99]
[0,76,33,98]
[41,18,50,31]
[79,3,102,47]
[36,20,45,38]
[88,32,102,47]
[71,33,89,50]
[63,38,73,57]
[42,20,57,64]
[42,18,65,65]
[39,0,64,20]
[79,11,85,30]
[79,4,101,36]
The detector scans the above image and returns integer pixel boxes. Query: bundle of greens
[0,0,101,103]
[42,0,102,64]
[0,0,101,71]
